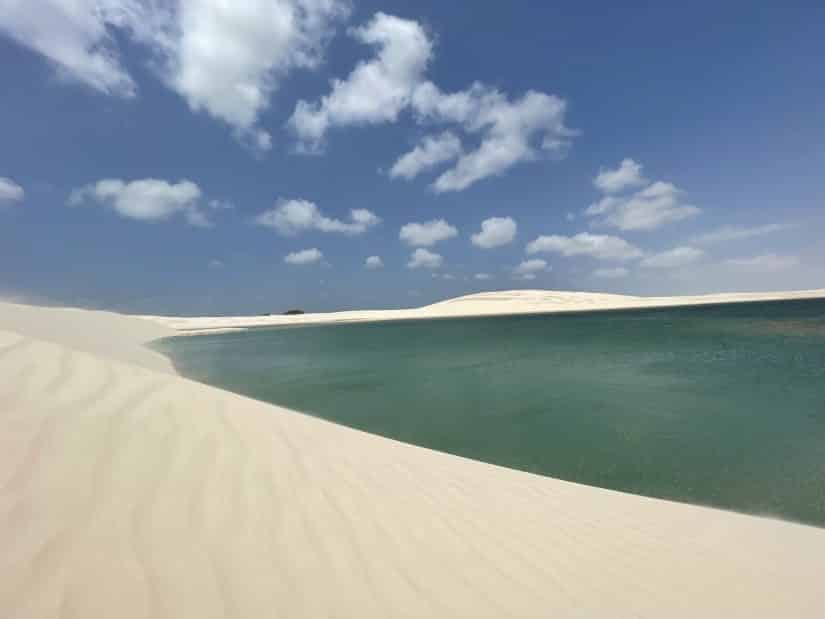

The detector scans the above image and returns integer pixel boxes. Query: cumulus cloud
[586,158,700,232]
[0,0,350,149]
[0,0,145,97]
[693,223,794,244]
[407,247,442,269]
[255,199,380,236]
[389,131,462,180]
[288,12,432,151]
[526,232,642,261]
[594,158,646,194]
[474,273,491,280]
[365,255,383,269]
[167,0,349,150]
[724,253,799,272]
[412,82,574,192]
[284,247,323,265]
[513,258,548,280]
[640,246,704,269]
[586,181,700,231]
[68,178,207,225]
[399,219,458,247]
[0,177,24,204]
[289,12,574,188]
[592,267,629,279]
[471,216,517,249]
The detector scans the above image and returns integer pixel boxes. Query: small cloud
[526,232,642,261]
[365,255,383,269]
[640,246,704,269]
[208,199,235,210]
[692,223,795,244]
[586,181,700,231]
[256,199,380,236]
[565,212,575,222]
[594,158,647,194]
[68,178,208,226]
[592,266,629,279]
[407,248,443,269]
[474,273,492,280]
[400,219,458,247]
[471,216,517,249]
[284,248,323,265]
[513,258,549,280]
[208,259,225,269]
[0,177,24,204]
[390,131,463,180]
[586,159,699,231]
[724,253,799,272]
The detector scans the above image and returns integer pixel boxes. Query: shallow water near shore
[157,298,825,527]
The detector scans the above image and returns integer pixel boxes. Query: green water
[157,299,825,527]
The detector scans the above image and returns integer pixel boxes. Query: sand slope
[0,301,174,373]
[142,288,825,334]
[1,302,825,617]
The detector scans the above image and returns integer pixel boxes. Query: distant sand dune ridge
[142,288,825,334]
[2,295,825,617]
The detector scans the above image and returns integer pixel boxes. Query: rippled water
[157,299,825,526]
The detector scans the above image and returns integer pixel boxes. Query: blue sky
[1,1,823,314]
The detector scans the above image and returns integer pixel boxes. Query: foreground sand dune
[142,288,825,334]
[2,298,825,617]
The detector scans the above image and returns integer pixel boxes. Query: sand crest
[142,288,825,334]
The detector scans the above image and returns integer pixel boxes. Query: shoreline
[141,288,825,335]
[2,292,825,617]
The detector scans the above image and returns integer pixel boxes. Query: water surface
[157,299,825,526]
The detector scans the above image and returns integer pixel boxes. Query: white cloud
[399,219,458,247]
[68,178,207,225]
[0,177,24,204]
[526,232,643,260]
[208,259,224,269]
[407,247,442,269]
[255,199,379,236]
[413,83,574,192]
[389,131,462,179]
[513,258,548,280]
[586,181,700,231]
[594,158,646,194]
[0,0,144,97]
[284,247,323,264]
[471,216,517,249]
[724,253,800,272]
[165,0,350,150]
[474,273,491,280]
[592,267,629,279]
[0,1,349,149]
[208,198,235,210]
[288,12,432,151]
[365,255,383,269]
[288,12,574,187]
[693,223,794,244]
[640,246,704,269]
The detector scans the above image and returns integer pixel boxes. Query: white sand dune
[142,288,825,334]
[2,294,825,618]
